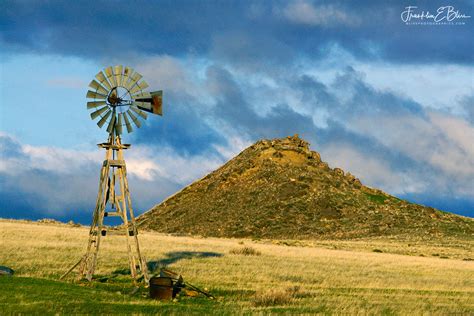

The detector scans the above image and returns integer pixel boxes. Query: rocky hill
[137,135,473,239]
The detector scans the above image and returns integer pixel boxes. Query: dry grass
[229,246,261,256]
[1,219,473,314]
[253,286,301,307]
[253,290,293,307]
[270,235,474,260]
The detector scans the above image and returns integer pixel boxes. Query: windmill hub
[107,88,123,106]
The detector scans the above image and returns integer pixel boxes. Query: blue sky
[0,0,473,223]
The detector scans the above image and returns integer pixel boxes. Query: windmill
[62,66,162,283]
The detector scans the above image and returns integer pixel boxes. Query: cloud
[0,133,226,222]
[278,1,359,27]
[1,1,472,64]
[355,63,474,112]
[319,71,474,196]
[131,98,226,156]
[320,142,427,194]
[127,145,224,185]
[428,112,474,192]
[461,94,474,124]
[0,134,100,220]
[205,65,319,143]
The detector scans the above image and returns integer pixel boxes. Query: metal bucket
[149,277,174,300]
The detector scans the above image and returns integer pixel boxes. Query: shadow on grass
[148,251,223,273]
[104,251,223,280]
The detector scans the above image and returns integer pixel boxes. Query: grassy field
[0,219,473,314]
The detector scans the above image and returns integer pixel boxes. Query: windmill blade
[113,65,123,87]
[97,109,112,128]
[123,68,137,90]
[130,105,148,119]
[105,66,113,78]
[123,76,137,91]
[124,66,133,77]
[106,110,117,134]
[116,113,123,135]
[129,80,149,95]
[105,66,117,87]
[118,73,126,88]
[134,90,162,115]
[131,72,143,83]
[113,65,123,75]
[95,71,112,90]
[86,90,107,100]
[90,106,109,120]
[122,67,134,90]
[87,101,107,109]
[123,111,133,133]
[132,91,151,99]
[125,72,143,92]
[88,80,108,95]
[126,110,142,128]
[138,80,149,90]
[124,71,142,91]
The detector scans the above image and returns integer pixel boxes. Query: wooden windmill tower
[63,66,162,283]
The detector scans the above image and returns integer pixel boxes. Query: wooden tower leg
[79,160,110,281]
[115,167,137,280]
[121,164,149,283]
[88,162,109,280]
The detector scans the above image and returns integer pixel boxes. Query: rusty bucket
[149,277,174,300]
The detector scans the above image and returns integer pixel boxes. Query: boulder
[334,168,344,176]
[0,266,14,276]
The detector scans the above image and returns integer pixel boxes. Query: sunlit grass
[0,219,473,314]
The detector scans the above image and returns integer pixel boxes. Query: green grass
[0,277,219,315]
[364,192,387,204]
[0,277,340,314]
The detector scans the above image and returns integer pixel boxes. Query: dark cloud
[132,96,226,156]
[207,65,317,141]
[0,154,182,224]
[0,185,39,219]
[292,75,337,109]
[337,67,425,114]
[0,134,183,223]
[0,165,97,218]
[1,0,472,64]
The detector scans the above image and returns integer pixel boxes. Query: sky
[0,0,473,223]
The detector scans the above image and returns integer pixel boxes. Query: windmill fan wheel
[86,65,162,135]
